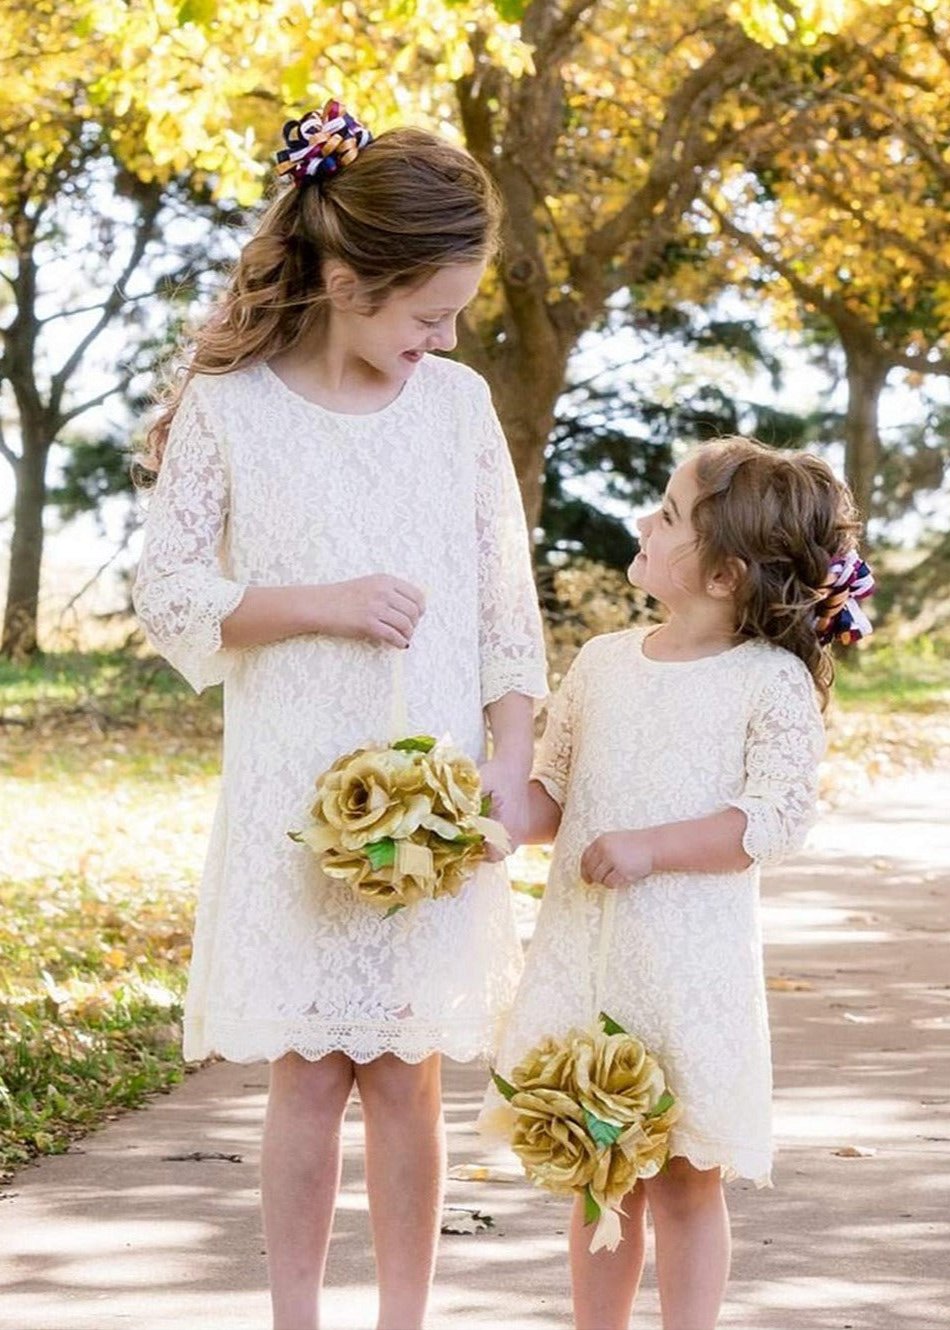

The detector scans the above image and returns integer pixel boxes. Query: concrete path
[1,772,948,1330]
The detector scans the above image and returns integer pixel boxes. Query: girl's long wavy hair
[139,126,502,478]
[690,436,862,709]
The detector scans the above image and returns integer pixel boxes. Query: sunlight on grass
[0,655,219,1181]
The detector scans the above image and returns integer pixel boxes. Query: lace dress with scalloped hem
[133,354,547,1065]
[483,628,826,1187]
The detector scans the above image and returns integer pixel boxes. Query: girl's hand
[314,575,425,648]
[479,756,531,857]
[581,831,655,889]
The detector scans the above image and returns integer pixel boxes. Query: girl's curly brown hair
[139,126,501,479]
[690,436,863,709]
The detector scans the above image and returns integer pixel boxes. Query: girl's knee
[645,1158,723,1221]
[355,1052,442,1118]
[268,1050,355,1116]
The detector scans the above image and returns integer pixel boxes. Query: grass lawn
[1,641,947,1181]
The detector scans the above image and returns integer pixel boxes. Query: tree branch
[706,196,950,379]
[887,349,950,377]
[566,25,767,318]
[47,187,162,420]
[59,372,139,427]
[0,417,19,469]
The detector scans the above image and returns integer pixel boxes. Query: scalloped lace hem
[481,665,549,709]
[184,1016,497,1066]
[669,1131,773,1189]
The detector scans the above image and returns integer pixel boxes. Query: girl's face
[341,261,486,381]
[628,457,706,606]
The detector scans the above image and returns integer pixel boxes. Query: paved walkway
[1,772,948,1330]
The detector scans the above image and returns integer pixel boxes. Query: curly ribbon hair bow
[815,550,875,646]
[275,100,373,188]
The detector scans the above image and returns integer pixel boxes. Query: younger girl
[134,102,546,1330]
[489,436,872,1330]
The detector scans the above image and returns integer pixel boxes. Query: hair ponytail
[690,437,863,709]
[139,123,501,480]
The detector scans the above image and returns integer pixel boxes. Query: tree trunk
[1,431,50,660]
[841,335,889,530]
[488,343,570,535]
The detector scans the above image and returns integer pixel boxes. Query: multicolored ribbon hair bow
[814,549,875,646]
[275,100,373,188]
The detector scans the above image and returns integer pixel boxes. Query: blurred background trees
[1,0,947,657]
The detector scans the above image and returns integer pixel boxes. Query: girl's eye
[418,317,442,328]
[661,508,673,524]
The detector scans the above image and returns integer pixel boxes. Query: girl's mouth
[402,349,424,363]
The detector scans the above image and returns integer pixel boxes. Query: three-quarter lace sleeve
[730,654,826,865]
[133,379,246,693]
[473,379,547,706]
[531,653,582,808]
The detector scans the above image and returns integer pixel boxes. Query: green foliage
[0,650,218,1179]
[0,873,193,1180]
[0,650,220,733]
[834,636,950,713]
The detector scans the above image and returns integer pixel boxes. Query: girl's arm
[581,810,749,887]
[480,691,535,845]
[582,654,826,889]
[480,692,563,845]
[521,779,563,844]
[219,576,425,651]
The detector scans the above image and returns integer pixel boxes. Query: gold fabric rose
[420,748,481,821]
[316,750,431,850]
[492,1013,681,1253]
[290,734,509,914]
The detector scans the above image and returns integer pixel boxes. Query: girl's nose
[636,513,650,537]
[431,319,457,353]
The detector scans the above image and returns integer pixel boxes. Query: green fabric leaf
[583,1109,622,1149]
[583,1184,601,1226]
[287,830,303,843]
[391,735,436,753]
[480,794,493,816]
[491,1069,517,1101]
[646,1091,676,1118]
[599,1011,626,1036]
[365,838,396,870]
[384,903,404,918]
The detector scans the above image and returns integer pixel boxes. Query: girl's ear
[322,260,361,311]
[706,556,747,599]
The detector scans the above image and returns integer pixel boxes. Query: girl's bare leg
[570,1183,648,1330]
[646,1158,731,1330]
[261,1051,355,1330]
[355,1053,445,1330]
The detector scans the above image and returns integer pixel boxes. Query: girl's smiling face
[334,260,486,382]
[629,458,706,606]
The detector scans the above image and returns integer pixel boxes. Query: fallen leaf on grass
[447,1164,522,1183]
[440,1207,494,1234]
[832,1145,877,1158]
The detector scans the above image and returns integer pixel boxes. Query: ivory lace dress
[133,354,547,1065]
[487,628,825,1185]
